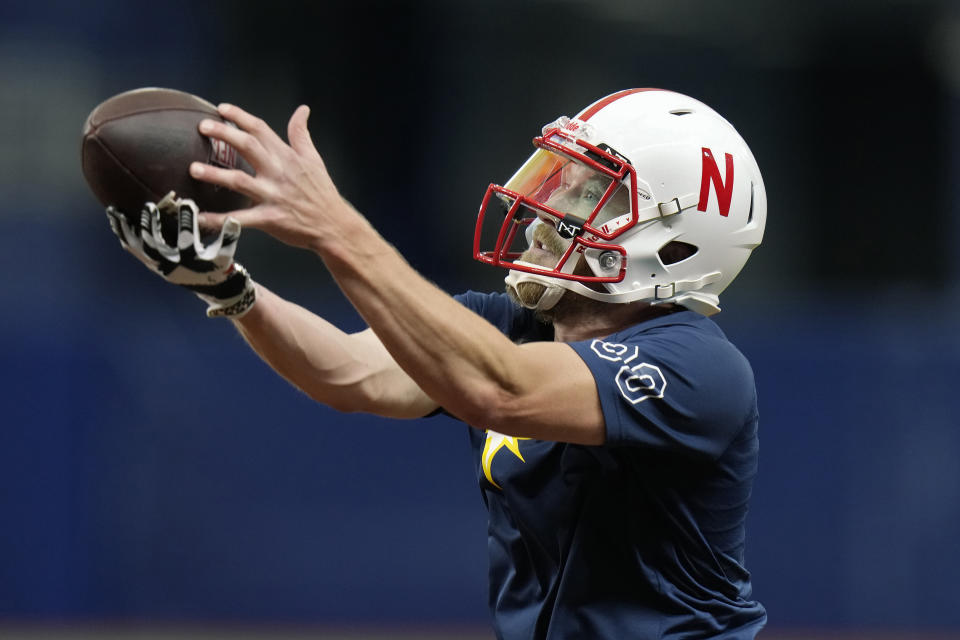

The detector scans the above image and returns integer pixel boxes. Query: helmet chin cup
[504,263,566,311]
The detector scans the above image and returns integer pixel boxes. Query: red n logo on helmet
[698,148,734,216]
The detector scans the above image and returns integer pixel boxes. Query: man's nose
[525,217,543,245]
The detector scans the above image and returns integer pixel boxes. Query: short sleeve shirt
[453,291,766,640]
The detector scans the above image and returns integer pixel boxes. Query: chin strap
[667,291,722,316]
[504,192,710,312]
[505,264,723,314]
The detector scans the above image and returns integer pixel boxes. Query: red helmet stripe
[577,88,662,122]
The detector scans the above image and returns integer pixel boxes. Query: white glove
[106,191,257,318]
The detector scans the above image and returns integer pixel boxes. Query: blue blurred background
[1,0,959,637]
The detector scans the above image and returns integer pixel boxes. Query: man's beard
[507,279,604,325]
[505,223,604,324]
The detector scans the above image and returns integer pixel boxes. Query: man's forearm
[188,103,603,442]
[312,222,605,443]
[232,283,437,418]
[313,216,540,426]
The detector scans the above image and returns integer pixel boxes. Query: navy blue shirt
[454,291,766,639]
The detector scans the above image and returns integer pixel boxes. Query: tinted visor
[476,191,559,264]
[474,147,631,281]
[503,148,629,226]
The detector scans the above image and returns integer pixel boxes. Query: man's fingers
[198,208,266,233]
[190,161,266,201]
[147,201,179,262]
[216,103,287,152]
[287,105,321,159]
[198,118,273,175]
[210,217,241,269]
[177,199,200,252]
[105,207,132,247]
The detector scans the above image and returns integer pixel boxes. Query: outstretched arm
[233,283,438,419]
[191,104,605,445]
[104,187,436,420]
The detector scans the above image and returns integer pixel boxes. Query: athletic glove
[106,191,257,318]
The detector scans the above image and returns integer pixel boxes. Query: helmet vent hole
[658,241,699,265]
[669,109,694,116]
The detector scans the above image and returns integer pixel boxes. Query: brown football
[81,87,253,225]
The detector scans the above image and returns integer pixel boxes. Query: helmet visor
[502,148,630,228]
[474,147,630,282]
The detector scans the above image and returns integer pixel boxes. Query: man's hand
[106,191,256,318]
[186,104,362,255]
[183,103,606,443]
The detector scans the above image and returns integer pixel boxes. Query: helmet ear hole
[658,241,698,265]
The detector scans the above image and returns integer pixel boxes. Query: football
[81,87,253,225]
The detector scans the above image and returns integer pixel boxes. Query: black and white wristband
[187,264,258,319]
[206,285,257,318]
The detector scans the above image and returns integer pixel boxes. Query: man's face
[508,160,632,311]
[547,162,612,219]
[518,162,630,269]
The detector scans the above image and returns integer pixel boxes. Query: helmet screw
[598,251,620,270]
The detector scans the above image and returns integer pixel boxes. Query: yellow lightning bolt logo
[481,430,530,489]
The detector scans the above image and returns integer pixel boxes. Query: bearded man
[108,88,768,639]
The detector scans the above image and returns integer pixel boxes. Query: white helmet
[473,88,766,316]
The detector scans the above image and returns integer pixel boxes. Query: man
[107,88,767,638]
